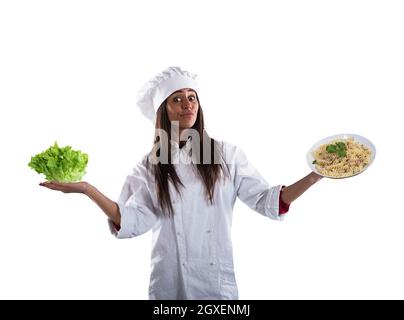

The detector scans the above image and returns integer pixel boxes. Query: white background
[1,0,403,299]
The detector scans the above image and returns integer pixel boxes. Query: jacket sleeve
[233,146,285,221]
[108,162,158,238]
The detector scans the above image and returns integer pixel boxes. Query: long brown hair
[146,96,228,217]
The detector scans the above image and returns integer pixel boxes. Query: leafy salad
[28,142,88,182]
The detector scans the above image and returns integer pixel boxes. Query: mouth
[180,113,194,118]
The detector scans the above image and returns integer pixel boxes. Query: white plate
[307,133,376,179]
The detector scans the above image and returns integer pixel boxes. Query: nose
[182,99,191,110]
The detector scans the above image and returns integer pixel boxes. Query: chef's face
[166,88,199,130]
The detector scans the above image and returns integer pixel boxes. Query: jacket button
[207,229,213,234]
[210,262,215,266]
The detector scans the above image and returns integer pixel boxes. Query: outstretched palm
[39,181,88,194]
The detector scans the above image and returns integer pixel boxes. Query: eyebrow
[171,89,196,95]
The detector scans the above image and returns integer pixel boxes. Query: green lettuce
[28,142,89,182]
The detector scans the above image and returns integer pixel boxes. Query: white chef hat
[136,66,199,123]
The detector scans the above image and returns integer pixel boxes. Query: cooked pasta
[312,137,372,178]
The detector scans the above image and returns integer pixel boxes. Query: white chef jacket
[109,140,285,300]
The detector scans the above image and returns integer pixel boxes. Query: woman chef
[39,66,323,299]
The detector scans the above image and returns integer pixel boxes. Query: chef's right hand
[39,181,89,194]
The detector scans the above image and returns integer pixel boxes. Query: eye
[189,95,196,102]
[173,96,182,103]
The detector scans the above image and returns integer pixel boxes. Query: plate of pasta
[307,134,376,178]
